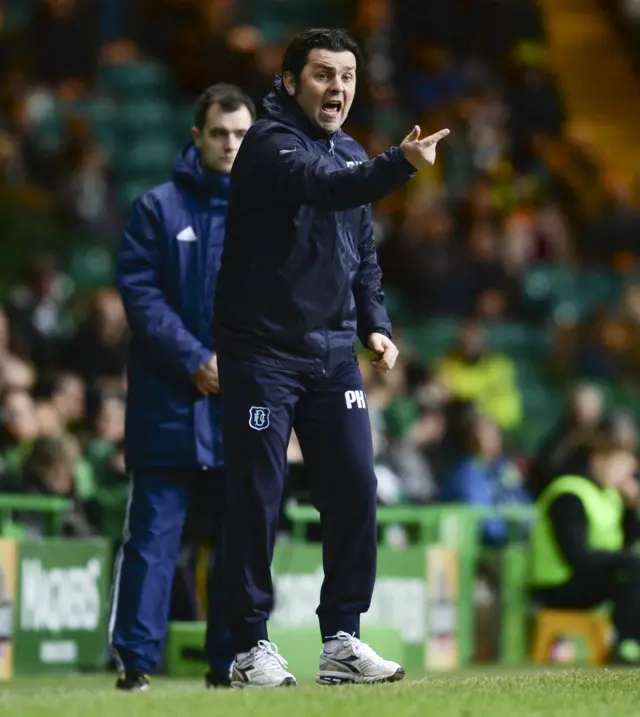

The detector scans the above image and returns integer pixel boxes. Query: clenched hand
[192,354,219,395]
[367,332,399,372]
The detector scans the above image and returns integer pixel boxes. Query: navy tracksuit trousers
[109,467,234,673]
[217,354,378,653]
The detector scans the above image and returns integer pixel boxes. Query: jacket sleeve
[354,206,392,344]
[116,195,212,386]
[547,493,632,573]
[250,125,416,210]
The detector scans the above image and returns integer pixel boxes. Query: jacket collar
[172,143,230,200]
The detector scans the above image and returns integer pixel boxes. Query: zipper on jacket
[328,138,335,156]
[323,328,329,374]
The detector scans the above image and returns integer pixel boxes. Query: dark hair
[193,83,256,129]
[282,28,362,84]
[587,432,632,458]
[464,411,497,453]
[404,359,429,392]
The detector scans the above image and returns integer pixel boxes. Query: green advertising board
[270,542,460,673]
[14,538,111,674]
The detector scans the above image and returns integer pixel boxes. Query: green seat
[608,386,640,422]
[121,138,179,177]
[34,113,63,152]
[68,245,115,291]
[117,100,174,137]
[483,323,526,354]
[523,265,578,323]
[552,271,622,325]
[64,98,120,158]
[63,98,118,128]
[99,61,174,98]
[401,318,458,361]
[551,296,592,325]
[382,288,415,325]
[578,270,622,310]
[173,106,195,144]
[118,180,157,209]
[524,264,577,299]
[515,358,545,383]
[510,419,554,455]
[5,0,40,30]
[520,382,564,422]
[484,323,551,359]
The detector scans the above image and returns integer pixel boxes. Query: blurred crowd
[0,0,640,551]
[0,274,129,540]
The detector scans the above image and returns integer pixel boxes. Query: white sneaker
[231,641,297,688]
[317,632,406,685]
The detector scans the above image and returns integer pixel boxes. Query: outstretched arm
[249,124,449,211]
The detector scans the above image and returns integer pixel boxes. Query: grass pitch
[1,668,639,717]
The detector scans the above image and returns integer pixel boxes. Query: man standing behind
[111,84,255,691]
[213,29,449,688]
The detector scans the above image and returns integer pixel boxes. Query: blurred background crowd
[1,0,640,567]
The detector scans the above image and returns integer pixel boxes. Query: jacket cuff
[360,326,392,347]
[389,146,417,177]
[372,326,392,340]
[186,348,214,376]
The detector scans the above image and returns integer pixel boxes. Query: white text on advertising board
[20,558,102,633]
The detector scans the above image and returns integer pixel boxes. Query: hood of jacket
[172,142,230,200]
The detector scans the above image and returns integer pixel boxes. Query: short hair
[282,28,363,84]
[193,83,256,129]
[587,433,631,458]
[24,435,76,474]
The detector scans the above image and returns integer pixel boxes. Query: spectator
[57,143,121,242]
[381,400,443,504]
[0,307,35,392]
[603,409,638,452]
[528,382,604,497]
[530,437,640,665]
[18,434,96,538]
[0,389,40,487]
[28,0,100,89]
[593,281,640,381]
[84,391,125,486]
[43,371,86,431]
[439,413,532,545]
[394,205,469,317]
[35,400,63,436]
[465,219,525,321]
[435,319,523,431]
[6,253,71,370]
[60,289,128,387]
[0,0,638,624]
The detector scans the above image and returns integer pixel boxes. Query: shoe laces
[255,640,289,671]
[333,631,378,660]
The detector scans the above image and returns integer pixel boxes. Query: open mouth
[320,99,342,118]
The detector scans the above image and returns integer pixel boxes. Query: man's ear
[191,126,201,146]
[283,71,296,96]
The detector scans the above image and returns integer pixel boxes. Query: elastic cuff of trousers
[319,614,360,641]
[232,621,269,654]
[208,658,234,672]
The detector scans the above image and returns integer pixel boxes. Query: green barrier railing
[284,502,536,666]
[286,502,535,543]
[0,495,72,538]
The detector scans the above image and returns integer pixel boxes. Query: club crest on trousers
[249,406,270,431]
